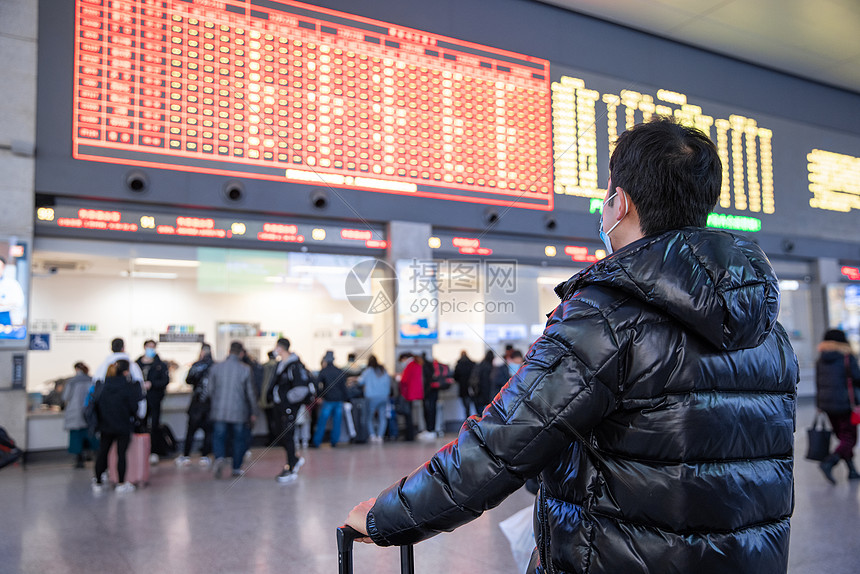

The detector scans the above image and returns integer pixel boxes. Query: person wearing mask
[136,339,170,464]
[358,355,392,443]
[397,353,423,442]
[453,350,476,418]
[311,351,349,448]
[346,118,797,573]
[92,360,143,493]
[176,343,214,467]
[267,338,312,483]
[209,341,257,479]
[507,350,524,376]
[815,328,860,483]
[63,362,96,468]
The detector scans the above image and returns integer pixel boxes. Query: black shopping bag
[805,413,832,461]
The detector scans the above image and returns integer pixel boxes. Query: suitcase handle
[337,525,414,574]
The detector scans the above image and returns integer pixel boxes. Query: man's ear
[614,187,628,221]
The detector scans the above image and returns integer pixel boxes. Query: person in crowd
[62,362,97,468]
[397,352,423,442]
[93,338,146,425]
[311,351,349,448]
[815,328,860,483]
[453,350,476,418]
[241,350,265,461]
[472,350,495,414]
[136,339,170,464]
[176,343,214,468]
[358,355,392,443]
[507,350,524,376]
[346,118,797,573]
[267,338,311,483]
[0,256,26,327]
[258,349,280,444]
[418,353,438,440]
[489,352,509,398]
[208,341,256,479]
[92,360,143,494]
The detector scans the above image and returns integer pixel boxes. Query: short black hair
[200,343,212,356]
[111,338,124,353]
[229,341,245,355]
[144,339,156,347]
[609,117,721,236]
[276,337,290,352]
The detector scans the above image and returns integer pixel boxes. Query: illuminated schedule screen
[73,0,553,209]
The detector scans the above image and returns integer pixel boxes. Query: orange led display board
[72,0,553,209]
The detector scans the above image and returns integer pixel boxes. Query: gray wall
[0,0,37,447]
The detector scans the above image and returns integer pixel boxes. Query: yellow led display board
[808,149,860,212]
[552,76,774,216]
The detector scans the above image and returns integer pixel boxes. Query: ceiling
[539,0,860,94]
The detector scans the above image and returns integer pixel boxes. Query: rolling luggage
[152,423,178,456]
[350,398,369,444]
[337,526,414,574]
[108,432,151,486]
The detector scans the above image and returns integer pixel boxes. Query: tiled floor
[1,399,858,574]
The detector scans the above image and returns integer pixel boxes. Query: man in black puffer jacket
[346,118,798,574]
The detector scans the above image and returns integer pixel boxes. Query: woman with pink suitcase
[91,360,144,493]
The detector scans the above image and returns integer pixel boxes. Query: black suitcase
[152,423,178,456]
[337,526,414,574]
[350,398,369,444]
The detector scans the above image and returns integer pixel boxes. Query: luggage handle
[337,525,414,574]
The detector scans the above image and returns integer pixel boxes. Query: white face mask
[598,190,626,254]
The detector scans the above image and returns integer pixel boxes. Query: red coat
[399,360,424,401]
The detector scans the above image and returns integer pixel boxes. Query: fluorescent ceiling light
[290,265,352,275]
[133,257,200,267]
[537,276,569,285]
[120,271,179,279]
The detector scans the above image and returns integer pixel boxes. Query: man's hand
[143,381,152,391]
[345,498,376,544]
[249,415,257,425]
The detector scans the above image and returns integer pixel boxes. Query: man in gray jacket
[209,341,257,479]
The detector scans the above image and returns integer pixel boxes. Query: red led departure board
[73,0,553,209]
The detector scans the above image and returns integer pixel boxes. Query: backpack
[430,362,454,391]
[0,426,23,470]
[83,381,104,435]
[277,359,316,406]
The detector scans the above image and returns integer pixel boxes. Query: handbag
[805,412,832,461]
[845,355,860,426]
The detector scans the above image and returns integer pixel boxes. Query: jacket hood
[556,228,780,351]
[818,340,853,359]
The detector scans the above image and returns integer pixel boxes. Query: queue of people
[60,332,524,493]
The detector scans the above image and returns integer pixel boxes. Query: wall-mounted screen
[72,0,553,209]
[0,238,30,346]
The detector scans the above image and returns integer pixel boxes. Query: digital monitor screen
[73,0,553,209]
[0,239,30,346]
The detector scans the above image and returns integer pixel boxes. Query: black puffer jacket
[815,341,860,414]
[367,228,798,574]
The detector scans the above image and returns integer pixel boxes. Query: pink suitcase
[108,433,151,486]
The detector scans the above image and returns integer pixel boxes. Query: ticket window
[28,240,385,397]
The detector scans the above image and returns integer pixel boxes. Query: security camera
[223,180,244,202]
[126,171,148,192]
[310,188,329,210]
[484,208,499,226]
